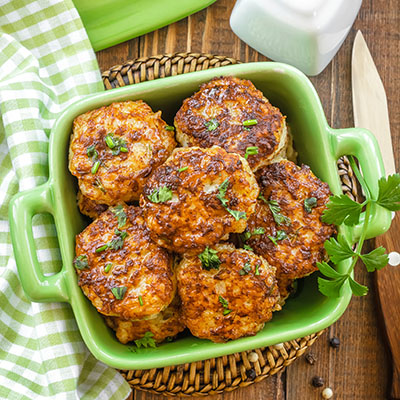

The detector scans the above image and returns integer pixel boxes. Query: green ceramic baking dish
[9,62,392,370]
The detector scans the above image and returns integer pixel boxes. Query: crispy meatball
[77,190,108,219]
[245,160,336,296]
[174,76,287,171]
[69,100,176,205]
[74,205,176,320]
[140,146,259,254]
[104,296,185,344]
[177,244,280,343]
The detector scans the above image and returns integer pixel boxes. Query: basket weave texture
[101,53,358,397]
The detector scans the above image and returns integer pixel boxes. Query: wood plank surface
[96,1,399,398]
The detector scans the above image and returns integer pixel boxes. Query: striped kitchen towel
[0,0,131,398]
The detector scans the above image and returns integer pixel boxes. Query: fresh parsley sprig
[318,156,400,298]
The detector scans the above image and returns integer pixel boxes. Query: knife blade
[352,30,400,400]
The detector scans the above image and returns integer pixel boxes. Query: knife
[352,30,400,400]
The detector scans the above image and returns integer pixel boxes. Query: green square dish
[9,62,392,370]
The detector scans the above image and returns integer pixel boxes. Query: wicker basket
[101,53,358,397]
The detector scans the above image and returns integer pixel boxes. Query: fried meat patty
[245,160,336,296]
[69,100,176,205]
[105,296,185,344]
[177,244,280,342]
[74,205,176,320]
[140,146,259,254]
[174,76,287,171]
[77,190,108,219]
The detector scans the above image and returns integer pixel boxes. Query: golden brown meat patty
[69,100,176,205]
[140,146,259,254]
[74,205,176,320]
[245,160,336,297]
[77,190,108,219]
[177,244,280,342]
[104,296,185,344]
[174,76,287,171]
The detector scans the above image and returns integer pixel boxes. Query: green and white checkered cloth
[0,1,131,398]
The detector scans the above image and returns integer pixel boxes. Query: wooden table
[96,1,399,398]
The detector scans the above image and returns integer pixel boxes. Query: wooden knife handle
[375,211,400,400]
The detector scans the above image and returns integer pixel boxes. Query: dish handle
[329,126,392,243]
[9,183,69,303]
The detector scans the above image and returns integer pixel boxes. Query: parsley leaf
[73,255,88,270]
[134,332,156,349]
[218,295,232,315]
[261,197,291,226]
[322,194,363,226]
[376,174,400,211]
[86,145,98,159]
[216,178,247,220]
[255,264,260,275]
[252,227,265,235]
[216,178,229,207]
[226,208,247,221]
[318,276,347,298]
[109,229,127,250]
[147,186,173,203]
[111,286,127,300]
[112,205,127,228]
[304,197,317,213]
[324,236,354,264]
[243,244,253,251]
[268,230,287,245]
[205,118,219,131]
[348,276,368,296]
[360,247,388,272]
[199,247,221,270]
[239,262,252,275]
[316,261,345,279]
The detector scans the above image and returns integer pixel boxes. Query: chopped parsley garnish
[111,286,127,300]
[243,244,253,251]
[112,205,127,228]
[138,295,143,306]
[104,263,112,273]
[218,295,232,315]
[86,145,98,159]
[239,262,252,276]
[109,229,128,250]
[259,195,291,226]
[165,125,175,131]
[133,332,156,349]
[147,186,173,203]
[244,146,259,159]
[304,197,317,213]
[268,230,288,245]
[95,229,128,252]
[216,178,247,221]
[241,227,265,242]
[178,166,188,172]
[255,264,260,276]
[199,247,221,270]
[205,118,219,131]
[73,255,88,270]
[243,119,258,126]
[104,133,128,155]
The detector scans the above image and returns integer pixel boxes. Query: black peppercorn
[246,368,257,380]
[311,376,324,387]
[329,336,340,348]
[305,353,316,365]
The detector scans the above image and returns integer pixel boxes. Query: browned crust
[174,76,286,171]
[75,205,176,319]
[246,160,336,295]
